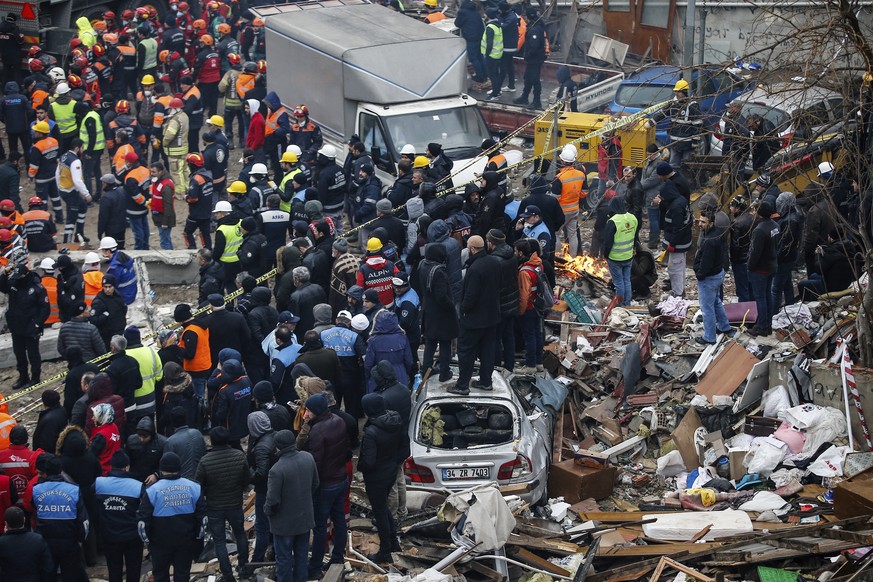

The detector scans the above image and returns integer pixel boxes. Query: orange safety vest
[114,144,135,175]
[83,270,104,307]
[265,107,287,137]
[179,321,211,373]
[41,275,60,324]
[124,165,151,203]
[556,166,587,213]
[31,89,49,110]
[425,12,446,23]
[152,95,173,130]
[0,413,17,450]
[235,72,256,99]
[517,16,527,50]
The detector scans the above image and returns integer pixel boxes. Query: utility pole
[684,0,697,82]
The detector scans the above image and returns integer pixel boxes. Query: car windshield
[741,103,790,131]
[416,402,516,449]
[614,83,675,109]
[382,106,491,160]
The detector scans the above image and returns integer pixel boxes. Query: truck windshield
[383,106,491,159]
[615,84,675,109]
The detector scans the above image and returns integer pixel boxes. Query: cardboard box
[548,459,617,502]
[573,449,609,469]
[729,450,746,481]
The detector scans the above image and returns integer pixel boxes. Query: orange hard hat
[159,49,170,63]
[186,152,205,167]
[217,23,231,35]
[115,100,130,113]
[200,34,214,46]
[192,19,206,30]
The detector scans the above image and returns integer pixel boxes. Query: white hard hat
[99,236,118,250]
[817,161,835,176]
[48,67,66,83]
[251,163,268,176]
[318,144,337,158]
[84,251,100,264]
[286,144,302,157]
[400,144,416,155]
[559,144,577,164]
[39,257,56,270]
[213,200,233,213]
[55,82,70,95]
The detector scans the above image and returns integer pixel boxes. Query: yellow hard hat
[673,79,689,92]
[366,237,383,252]
[413,155,430,169]
[228,180,248,194]
[280,151,298,164]
[424,0,438,6]
[208,115,224,127]
[32,121,50,134]
[141,74,155,85]
[864,72,873,85]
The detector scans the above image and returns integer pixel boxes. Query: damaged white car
[403,368,567,505]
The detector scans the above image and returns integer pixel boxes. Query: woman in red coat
[90,403,121,474]
[246,98,265,156]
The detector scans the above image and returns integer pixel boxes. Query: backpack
[521,264,556,315]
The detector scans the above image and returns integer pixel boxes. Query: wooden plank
[594,543,724,558]
[322,563,345,582]
[694,341,760,401]
[648,557,715,582]
[507,533,583,555]
[689,525,713,543]
[468,559,506,582]
[820,528,873,544]
[514,547,572,577]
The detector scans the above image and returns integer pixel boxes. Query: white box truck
[254,0,493,188]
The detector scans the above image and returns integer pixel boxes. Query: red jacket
[0,474,16,532]
[247,111,265,152]
[597,136,623,181]
[91,423,122,475]
[0,444,42,497]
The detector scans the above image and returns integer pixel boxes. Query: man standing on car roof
[648,79,703,170]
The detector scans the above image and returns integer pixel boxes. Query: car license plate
[442,467,489,480]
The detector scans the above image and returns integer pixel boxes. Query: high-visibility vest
[140,37,158,70]
[235,72,255,99]
[517,16,527,51]
[556,166,587,213]
[83,270,103,307]
[481,23,503,59]
[0,413,17,450]
[51,100,77,135]
[128,344,162,415]
[79,111,106,151]
[179,321,211,373]
[41,275,60,324]
[216,221,242,263]
[425,12,446,23]
[278,169,300,213]
[57,151,79,192]
[607,212,638,261]
[265,107,287,137]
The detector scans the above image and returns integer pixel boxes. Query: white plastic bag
[808,445,851,477]
[762,385,791,418]
[744,437,788,476]
[657,450,686,477]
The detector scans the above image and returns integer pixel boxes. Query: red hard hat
[0,229,12,243]
[148,6,157,18]
[73,55,88,69]
[92,44,105,57]
[122,9,134,19]
[228,53,241,65]
[28,196,43,207]
[70,38,82,49]
[186,153,204,167]
[124,150,139,163]
[169,97,184,109]
[136,7,149,18]
[27,46,41,58]
[293,105,309,118]
[67,74,83,88]
[0,200,14,212]
[116,100,130,113]
[257,59,267,74]
[178,1,190,11]
[104,10,116,20]
[0,216,11,228]
[28,58,43,72]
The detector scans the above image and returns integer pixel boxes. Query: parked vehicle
[605,64,753,147]
[709,82,847,162]
[257,0,492,187]
[404,368,565,505]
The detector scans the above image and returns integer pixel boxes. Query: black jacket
[33,405,68,454]
[299,411,350,486]
[522,19,548,62]
[519,177,564,235]
[198,260,225,306]
[358,394,404,485]
[0,528,54,582]
[729,212,755,264]
[63,360,100,417]
[239,231,272,278]
[57,317,106,363]
[694,225,727,280]
[371,215,407,252]
[247,429,276,493]
[290,282,327,339]
[387,173,415,217]
[98,186,128,238]
[93,469,143,542]
[57,262,85,323]
[301,247,331,293]
[418,244,458,341]
[0,270,49,339]
[90,290,128,348]
[460,250,501,329]
[207,309,252,367]
[454,0,484,42]
[747,216,779,275]
[212,368,253,441]
[473,172,507,236]
[776,208,803,264]
[660,183,692,251]
[195,444,250,510]
[126,416,167,481]
[56,425,102,507]
[490,242,520,319]
[106,351,143,413]
[373,361,411,459]
[0,163,21,211]
[246,287,279,345]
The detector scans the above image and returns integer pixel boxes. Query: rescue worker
[33,455,89,580]
[277,151,302,213]
[79,100,106,202]
[194,34,221,117]
[289,105,323,167]
[49,82,78,152]
[240,17,266,62]
[29,120,63,223]
[1,81,32,166]
[0,262,49,389]
[213,200,243,293]
[481,7,504,101]
[136,75,158,156]
[215,23,239,75]
[76,15,98,48]
[150,162,176,250]
[124,325,162,423]
[107,100,145,157]
[201,130,228,201]
[101,235,138,305]
[122,151,151,250]
[180,75,204,153]
[56,138,92,244]
[263,91,290,181]
[184,152,214,249]
[247,162,275,214]
[22,196,56,253]
[217,53,244,149]
[98,174,128,247]
[422,0,446,22]
[160,97,190,197]
[0,14,24,85]
[136,452,207,582]
[37,257,60,327]
[136,24,158,82]
[649,79,704,168]
[174,303,212,401]
[551,144,586,256]
[82,251,104,308]
[514,7,547,110]
[602,196,637,306]
[314,144,346,233]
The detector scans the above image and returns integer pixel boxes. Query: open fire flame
[555,243,611,281]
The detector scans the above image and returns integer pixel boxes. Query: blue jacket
[500,9,520,53]
[0,82,31,134]
[33,477,89,545]
[94,470,144,542]
[137,475,206,547]
[107,250,137,305]
[455,0,485,43]
[353,176,382,224]
[364,310,413,393]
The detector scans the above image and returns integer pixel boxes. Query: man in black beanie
[137,451,207,582]
[32,389,67,454]
[95,449,145,582]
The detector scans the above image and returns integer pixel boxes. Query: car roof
[624,64,726,86]
[730,82,841,112]
[419,369,515,400]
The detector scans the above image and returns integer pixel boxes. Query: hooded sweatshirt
[246,97,265,151]
[426,219,462,302]
[364,310,413,393]
[358,393,403,484]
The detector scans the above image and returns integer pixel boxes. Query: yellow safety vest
[217,221,242,263]
[278,169,300,213]
[79,111,106,151]
[481,23,503,59]
[140,37,158,70]
[128,344,162,399]
[51,100,77,135]
[607,212,638,261]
